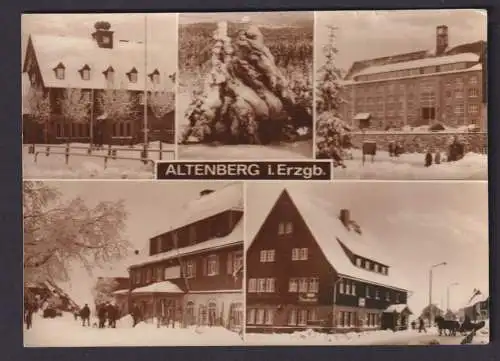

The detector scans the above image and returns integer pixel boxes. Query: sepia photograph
[22,13,177,179]
[23,181,244,346]
[177,12,314,160]
[245,181,489,345]
[315,10,487,179]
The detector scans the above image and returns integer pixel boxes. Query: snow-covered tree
[148,90,175,118]
[97,87,136,122]
[23,181,131,284]
[59,88,91,124]
[419,304,444,321]
[315,25,351,161]
[91,277,120,305]
[25,87,51,143]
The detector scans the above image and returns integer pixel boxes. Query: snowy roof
[354,113,371,120]
[155,183,243,236]
[25,34,175,91]
[131,280,184,294]
[112,289,129,295]
[247,186,410,291]
[354,53,480,78]
[131,219,243,269]
[465,292,489,308]
[384,304,412,314]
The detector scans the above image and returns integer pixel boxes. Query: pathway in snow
[24,313,243,347]
[334,150,487,180]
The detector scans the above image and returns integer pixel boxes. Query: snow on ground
[23,142,175,179]
[178,140,313,160]
[24,312,243,347]
[334,149,487,180]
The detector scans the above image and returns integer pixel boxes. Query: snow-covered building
[125,184,244,332]
[246,187,411,333]
[460,290,489,322]
[341,25,486,131]
[22,22,175,145]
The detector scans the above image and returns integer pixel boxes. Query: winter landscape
[244,181,489,345]
[22,14,177,179]
[24,181,244,346]
[177,12,314,160]
[315,10,487,179]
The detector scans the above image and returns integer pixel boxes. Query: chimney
[339,209,351,228]
[435,25,448,56]
[92,21,114,49]
[200,189,215,197]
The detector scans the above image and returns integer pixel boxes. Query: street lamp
[447,282,459,311]
[428,261,447,325]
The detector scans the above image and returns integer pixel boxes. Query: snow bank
[472,319,490,345]
[334,150,487,180]
[24,312,243,347]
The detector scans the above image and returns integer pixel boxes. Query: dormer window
[103,66,115,85]
[127,68,138,83]
[374,264,379,273]
[79,65,91,81]
[356,258,362,267]
[53,63,65,80]
[365,261,371,270]
[102,35,111,45]
[149,69,160,85]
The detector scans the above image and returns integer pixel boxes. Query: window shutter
[227,252,233,275]
[202,257,207,276]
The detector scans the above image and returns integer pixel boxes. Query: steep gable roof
[247,184,409,291]
[24,34,175,92]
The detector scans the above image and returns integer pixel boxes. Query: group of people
[75,302,121,328]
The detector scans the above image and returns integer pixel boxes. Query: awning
[354,112,371,120]
[112,289,129,295]
[384,304,413,315]
[131,281,184,295]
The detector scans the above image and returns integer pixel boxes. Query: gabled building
[22,22,176,145]
[340,26,486,131]
[125,184,244,332]
[246,187,411,333]
[460,290,489,322]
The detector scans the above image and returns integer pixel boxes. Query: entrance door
[419,81,437,125]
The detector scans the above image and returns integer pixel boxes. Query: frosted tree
[148,90,175,119]
[25,87,51,143]
[59,88,92,124]
[315,25,351,161]
[97,87,136,122]
[91,278,120,305]
[23,181,131,284]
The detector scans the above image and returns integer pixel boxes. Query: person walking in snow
[80,304,91,327]
[131,303,141,327]
[418,318,427,333]
[107,303,117,328]
[24,300,35,330]
[97,303,107,329]
[434,150,441,165]
[425,149,433,167]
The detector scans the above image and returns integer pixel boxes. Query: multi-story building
[340,25,487,131]
[246,187,411,333]
[22,22,175,145]
[125,184,244,331]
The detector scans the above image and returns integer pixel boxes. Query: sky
[246,181,489,315]
[21,13,178,73]
[315,9,487,72]
[37,180,233,306]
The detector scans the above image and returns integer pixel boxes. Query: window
[298,310,307,326]
[134,270,141,284]
[365,261,371,270]
[146,268,152,283]
[285,222,293,234]
[292,248,299,261]
[278,222,285,235]
[339,281,344,294]
[468,104,479,114]
[289,278,298,292]
[257,278,266,293]
[105,68,115,84]
[366,286,371,298]
[81,68,90,80]
[247,309,256,324]
[288,309,297,325]
[265,278,276,293]
[298,278,308,293]
[455,77,464,87]
[455,104,465,115]
[468,88,479,98]
[260,249,275,262]
[351,282,356,296]
[128,68,138,83]
[386,291,390,301]
[152,73,160,84]
[198,305,208,326]
[374,264,380,273]
[232,251,243,274]
[102,35,111,44]
[256,309,265,325]
[396,293,400,303]
[207,254,218,276]
[308,278,319,293]
[264,309,274,325]
[308,309,317,322]
[185,302,195,325]
[55,67,65,80]
[346,282,351,295]
[299,248,308,260]
[248,278,257,293]
[356,258,362,267]
[375,289,380,300]
[189,225,197,244]
[469,76,478,85]
[454,90,464,99]
[185,260,196,278]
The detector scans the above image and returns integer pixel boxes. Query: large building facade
[340,26,487,131]
[22,22,175,145]
[246,188,411,333]
[125,184,244,332]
